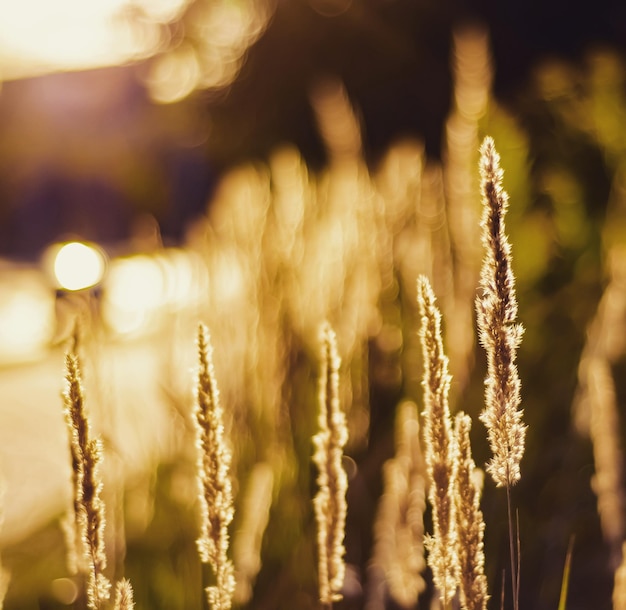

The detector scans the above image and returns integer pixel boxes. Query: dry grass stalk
[476,136,526,489]
[113,578,135,610]
[63,352,111,609]
[613,543,626,610]
[573,246,626,567]
[444,25,492,397]
[370,400,426,608]
[586,356,625,565]
[476,136,525,610]
[194,323,235,610]
[573,247,626,435]
[417,275,458,607]
[310,77,362,162]
[0,481,10,610]
[313,323,349,607]
[0,567,8,610]
[453,413,489,610]
[233,462,274,604]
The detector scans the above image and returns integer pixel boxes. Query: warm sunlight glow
[53,242,107,291]
[0,0,274,101]
[0,0,186,80]
[147,45,201,104]
[0,269,55,364]
[101,249,203,336]
[102,255,163,335]
[145,0,273,102]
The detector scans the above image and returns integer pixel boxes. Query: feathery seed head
[194,323,235,610]
[63,352,111,610]
[417,275,459,606]
[113,579,135,610]
[313,322,349,605]
[454,413,489,610]
[476,136,526,488]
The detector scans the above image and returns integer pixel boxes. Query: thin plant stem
[516,510,521,605]
[557,536,575,610]
[506,483,518,610]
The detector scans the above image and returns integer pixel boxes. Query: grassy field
[2,29,626,610]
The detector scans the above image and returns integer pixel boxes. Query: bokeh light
[0,0,178,79]
[50,241,107,291]
[0,268,55,364]
[144,0,274,102]
[101,249,204,336]
[0,0,273,104]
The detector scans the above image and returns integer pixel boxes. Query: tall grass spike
[476,136,526,488]
[454,413,489,610]
[63,352,111,609]
[313,322,349,606]
[194,323,236,610]
[417,275,458,606]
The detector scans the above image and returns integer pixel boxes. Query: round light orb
[53,241,106,291]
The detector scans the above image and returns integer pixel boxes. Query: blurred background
[2,0,626,609]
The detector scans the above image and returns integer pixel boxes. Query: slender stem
[442,556,449,610]
[557,536,575,610]
[506,483,518,610]
[516,509,521,605]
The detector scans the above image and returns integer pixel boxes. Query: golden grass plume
[476,135,526,488]
[417,274,458,606]
[313,322,349,606]
[194,323,236,610]
[453,412,489,610]
[63,351,111,609]
[113,578,135,610]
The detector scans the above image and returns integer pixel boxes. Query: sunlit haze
[0,0,271,101]
[0,0,178,80]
